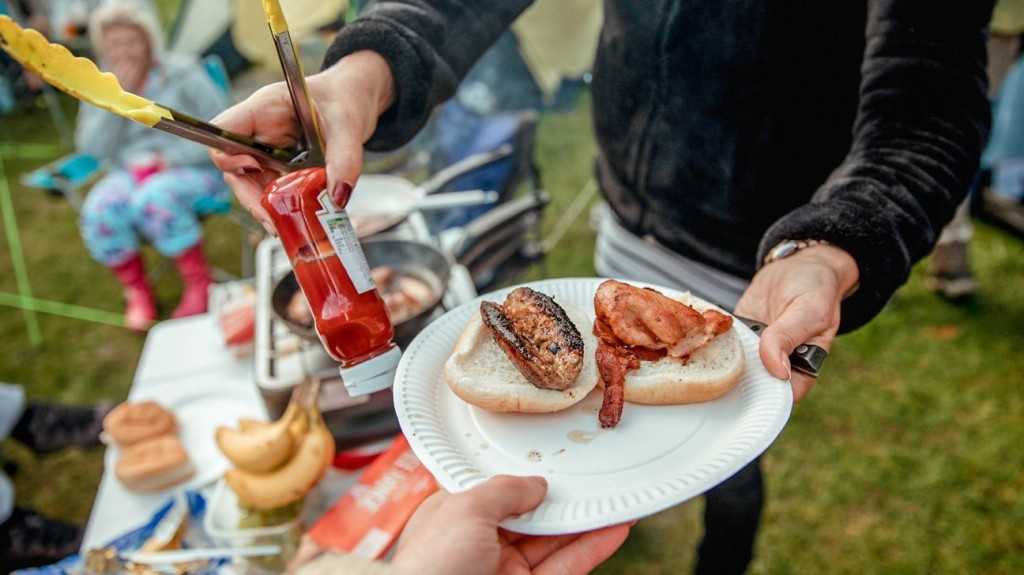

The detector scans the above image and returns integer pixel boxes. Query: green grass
[2,89,1024,574]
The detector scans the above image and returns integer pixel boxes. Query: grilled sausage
[481,287,585,391]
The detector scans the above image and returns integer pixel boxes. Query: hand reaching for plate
[390,475,632,575]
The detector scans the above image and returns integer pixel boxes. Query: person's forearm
[320,0,534,150]
[332,50,396,117]
[790,244,861,302]
[759,0,994,333]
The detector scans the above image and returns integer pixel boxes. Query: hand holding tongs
[169,0,325,172]
[0,2,322,173]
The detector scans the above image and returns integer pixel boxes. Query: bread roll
[115,434,195,492]
[445,303,600,413]
[102,400,178,447]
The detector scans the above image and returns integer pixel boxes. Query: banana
[308,406,336,475]
[223,420,332,510]
[289,410,309,449]
[237,415,306,449]
[215,403,299,473]
[237,418,269,433]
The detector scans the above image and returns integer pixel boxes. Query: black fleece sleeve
[757,0,994,333]
[321,0,533,151]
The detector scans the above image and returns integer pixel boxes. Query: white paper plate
[105,379,266,493]
[392,277,793,535]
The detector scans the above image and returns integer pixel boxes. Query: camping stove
[253,238,400,449]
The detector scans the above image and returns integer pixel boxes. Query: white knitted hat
[88,0,164,61]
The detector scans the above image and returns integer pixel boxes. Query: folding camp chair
[18,151,103,211]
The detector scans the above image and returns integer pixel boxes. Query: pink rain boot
[171,244,213,318]
[111,254,157,332]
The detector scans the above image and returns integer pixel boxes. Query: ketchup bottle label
[315,189,376,294]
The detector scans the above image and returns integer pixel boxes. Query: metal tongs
[154,111,306,174]
[263,0,325,168]
[163,0,324,172]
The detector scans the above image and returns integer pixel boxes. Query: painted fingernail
[235,165,263,176]
[260,219,278,238]
[332,181,353,208]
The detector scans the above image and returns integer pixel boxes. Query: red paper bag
[305,434,437,559]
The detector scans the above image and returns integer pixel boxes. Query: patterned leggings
[79,167,229,266]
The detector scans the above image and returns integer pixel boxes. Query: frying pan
[348,145,510,237]
[271,238,453,349]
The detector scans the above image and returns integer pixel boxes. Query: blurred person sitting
[74,0,230,332]
[0,382,113,570]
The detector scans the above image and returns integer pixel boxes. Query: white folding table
[82,313,267,550]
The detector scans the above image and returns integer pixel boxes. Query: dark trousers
[694,457,764,575]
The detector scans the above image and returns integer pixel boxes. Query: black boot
[10,401,114,455]
[0,507,84,570]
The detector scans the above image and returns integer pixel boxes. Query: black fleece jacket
[323,0,994,333]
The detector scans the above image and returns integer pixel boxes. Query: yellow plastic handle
[263,0,290,35]
[0,15,171,126]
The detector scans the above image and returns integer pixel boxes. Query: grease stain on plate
[567,429,605,444]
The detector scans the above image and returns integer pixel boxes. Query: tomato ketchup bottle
[261,167,401,395]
